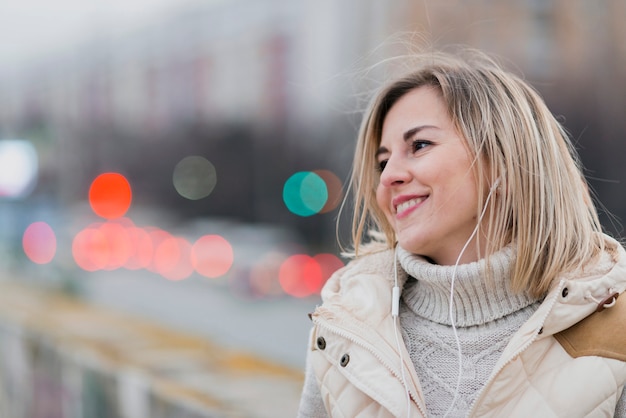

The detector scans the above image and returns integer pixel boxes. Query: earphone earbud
[491,177,502,192]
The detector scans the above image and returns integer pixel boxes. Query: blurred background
[0,0,625,417]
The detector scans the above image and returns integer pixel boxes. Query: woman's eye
[412,140,432,152]
[377,160,388,172]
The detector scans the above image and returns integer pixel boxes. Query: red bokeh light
[89,173,132,219]
[72,221,137,272]
[313,253,344,287]
[191,235,234,278]
[145,228,173,273]
[278,254,323,298]
[72,224,108,271]
[23,222,57,264]
[124,227,153,270]
[99,221,132,270]
[154,236,194,281]
[249,252,287,297]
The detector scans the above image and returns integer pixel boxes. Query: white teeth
[396,197,425,213]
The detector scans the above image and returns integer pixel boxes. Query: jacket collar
[497,236,626,364]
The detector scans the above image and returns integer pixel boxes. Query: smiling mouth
[395,197,427,214]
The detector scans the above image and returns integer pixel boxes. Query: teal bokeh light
[283,171,328,217]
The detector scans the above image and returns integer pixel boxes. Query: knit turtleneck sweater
[397,245,542,418]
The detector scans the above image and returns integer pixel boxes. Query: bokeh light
[98,221,132,270]
[154,236,194,281]
[248,252,288,298]
[71,221,138,272]
[173,156,217,200]
[313,170,343,214]
[277,253,344,298]
[145,228,174,273]
[0,139,38,199]
[89,173,132,219]
[124,227,153,270]
[278,254,323,298]
[191,234,234,278]
[22,222,56,264]
[313,253,344,283]
[72,224,109,271]
[283,171,328,217]
[69,167,341,297]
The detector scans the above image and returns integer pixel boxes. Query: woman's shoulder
[339,244,396,277]
[318,245,397,302]
[554,291,626,362]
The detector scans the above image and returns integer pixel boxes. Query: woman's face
[375,86,486,265]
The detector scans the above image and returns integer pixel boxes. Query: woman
[297,49,626,417]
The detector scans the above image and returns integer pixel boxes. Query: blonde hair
[348,49,605,297]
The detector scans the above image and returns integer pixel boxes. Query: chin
[397,240,425,255]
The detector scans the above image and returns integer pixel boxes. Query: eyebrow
[376,125,437,157]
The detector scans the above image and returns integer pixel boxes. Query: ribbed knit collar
[397,245,541,327]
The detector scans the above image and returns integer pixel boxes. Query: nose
[379,155,411,188]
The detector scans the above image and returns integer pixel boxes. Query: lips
[394,196,427,216]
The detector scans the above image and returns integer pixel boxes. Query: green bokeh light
[283,171,328,217]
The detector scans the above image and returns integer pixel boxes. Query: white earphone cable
[392,246,411,418]
[443,181,498,418]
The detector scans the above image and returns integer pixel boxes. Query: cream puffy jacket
[307,237,626,417]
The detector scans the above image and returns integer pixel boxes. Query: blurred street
[0,278,309,418]
[79,268,317,370]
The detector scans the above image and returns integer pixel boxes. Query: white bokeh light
[0,139,38,199]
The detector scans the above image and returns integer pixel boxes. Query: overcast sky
[0,0,212,66]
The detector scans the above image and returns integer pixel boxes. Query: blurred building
[0,0,624,239]
[1,0,625,130]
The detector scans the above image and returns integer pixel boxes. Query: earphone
[391,245,411,418]
[390,176,502,319]
[391,174,502,418]
[491,176,501,191]
[443,174,500,418]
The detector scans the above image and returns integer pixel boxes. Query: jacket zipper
[314,315,429,418]
[465,279,566,417]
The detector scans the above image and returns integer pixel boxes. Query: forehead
[378,87,448,142]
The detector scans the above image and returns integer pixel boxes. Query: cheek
[438,159,477,196]
[449,177,481,216]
